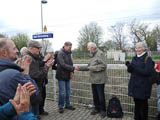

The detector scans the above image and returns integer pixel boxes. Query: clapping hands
[18,55,32,75]
[10,82,36,115]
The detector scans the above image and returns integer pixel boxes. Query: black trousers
[134,98,148,120]
[39,85,46,113]
[92,84,106,112]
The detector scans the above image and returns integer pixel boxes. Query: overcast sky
[0,0,160,51]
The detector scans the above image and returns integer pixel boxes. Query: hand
[70,72,74,79]
[12,82,36,105]
[13,84,21,105]
[75,66,80,71]
[10,84,30,115]
[88,66,91,70]
[23,82,36,96]
[18,55,31,75]
[45,60,54,67]
[125,61,130,66]
[44,53,52,62]
[127,63,134,72]
[14,58,21,64]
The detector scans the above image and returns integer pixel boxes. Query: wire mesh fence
[46,52,159,119]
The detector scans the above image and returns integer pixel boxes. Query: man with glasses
[26,40,53,119]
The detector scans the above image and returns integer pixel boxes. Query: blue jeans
[157,84,160,112]
[58,80,71,108]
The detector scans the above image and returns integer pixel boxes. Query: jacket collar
[0,59,23,72]
[90,48,98,57]
[61,47,72,54]
[27,51,39,60]
[137,52,146,57]
[135,52,148,59]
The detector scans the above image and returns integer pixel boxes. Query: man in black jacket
[38,52,53,115]
[56,41,78,113]
[27,40,53,119]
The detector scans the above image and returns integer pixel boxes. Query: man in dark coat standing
[56,41,78,113]
[26,40,53,119]
[38,52,53,115]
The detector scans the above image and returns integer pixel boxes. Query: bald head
[0,38,19,61]
[0,38,8,50]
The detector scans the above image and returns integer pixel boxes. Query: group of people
[0,38,55,120]
[0,37,107,119]
[57,41,160,120]
[53,41,107,118]
[0,36,160,120]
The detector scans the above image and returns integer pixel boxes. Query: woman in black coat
[126,42,153,120]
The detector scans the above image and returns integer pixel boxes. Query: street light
[41,0,47,56]
[41,0,47,32]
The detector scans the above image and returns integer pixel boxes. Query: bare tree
[77,22,103,52]
[129,20,158,51]
[108,22,127,51]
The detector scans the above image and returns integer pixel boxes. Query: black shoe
[65,105,76,110]
[58,108,64,113]
[100,111,106,118]
[40,111,49,115]
[156,113,160,120]
[90,109,100,115]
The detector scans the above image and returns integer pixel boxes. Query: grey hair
[27,40,42,48]
[87,42,97,48]
[136,42,148,51]
[20,47,27,54]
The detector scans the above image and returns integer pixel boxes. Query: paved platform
[41,100,133,120]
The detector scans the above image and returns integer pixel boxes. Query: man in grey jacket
[77,42,107,118]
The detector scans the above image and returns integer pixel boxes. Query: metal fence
[46,53,159,119]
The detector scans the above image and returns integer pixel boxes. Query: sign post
[32,33,53,39]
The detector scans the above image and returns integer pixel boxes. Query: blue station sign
[32,33,53,39]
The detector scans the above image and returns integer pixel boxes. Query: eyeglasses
[33,46,42,49]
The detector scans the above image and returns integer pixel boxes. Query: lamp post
[41,0,47,55]
[41,0,47,32]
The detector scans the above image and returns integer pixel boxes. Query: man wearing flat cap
[26,40,53,119]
